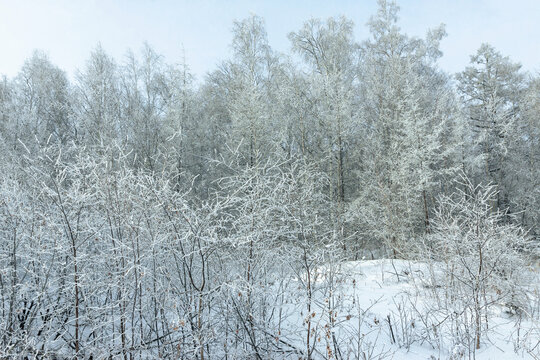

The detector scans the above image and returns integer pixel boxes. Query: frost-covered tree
[0,76,14,146]
[505,76,540,238]
[351,0,460,255]
[119,44,170,170]
[456,44,525,212]
[289,16,358,207]
[211,15,279,167]
[12,51,73,148]
[75,44,121,145]
[420,173,536,351]
[159,53,199,189]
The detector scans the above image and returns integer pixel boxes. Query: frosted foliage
[0,1,538,358]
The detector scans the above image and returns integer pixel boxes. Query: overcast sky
[1,0,539,81]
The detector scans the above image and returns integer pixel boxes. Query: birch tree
[75,44,121,146]
[289,16,358,208]
[12,51,73,148]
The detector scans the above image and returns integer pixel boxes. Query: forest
[0,1,539,359]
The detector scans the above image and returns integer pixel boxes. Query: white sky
[1,0,539,82]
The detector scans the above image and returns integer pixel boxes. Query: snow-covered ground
[278,259,540,360]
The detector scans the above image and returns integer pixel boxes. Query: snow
[278,259,539,359]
